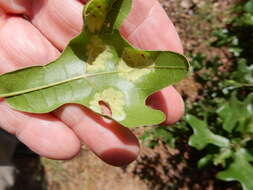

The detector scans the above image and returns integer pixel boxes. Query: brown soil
[42,142,240,190]
[42,147,148,190]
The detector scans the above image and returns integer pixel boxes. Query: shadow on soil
[126,136,241,190]
[9,143,46,190]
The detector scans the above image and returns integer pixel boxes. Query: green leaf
[240,13,253,26]
[140,127,176,148]
[197,154,213,168]
[217,93,253,133]
[213,148,232,167]
[186,115,230,150]
[244,0,253,14]
[217,148,253,190]
[232,59,253,84]
[153,127,176,148]
[0,0,189,128]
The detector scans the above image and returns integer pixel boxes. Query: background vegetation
[142,0,253,189]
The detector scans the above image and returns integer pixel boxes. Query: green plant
[141,1,253,189]
[140,124,188,149]
[187,3,253,186]
[187,92,253,190]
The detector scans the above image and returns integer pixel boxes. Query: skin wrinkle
[125,3,183,53]
[120,0,156,37]
[122,1,156,39]
[0,17,60,71]
[31,0,83,50]
[0,50,16,74]
[2,20,39,67]
[49,0,82,34]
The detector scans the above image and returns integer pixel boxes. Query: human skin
[0,0,184,166]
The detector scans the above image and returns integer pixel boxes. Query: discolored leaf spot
[87,47,113,73]
[89,88,126,121]
[85,0,111,33]
[122,48,155,67]
[117,59,153,82]
[86,36,106,64]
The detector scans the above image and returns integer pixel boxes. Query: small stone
[180,0,193,9]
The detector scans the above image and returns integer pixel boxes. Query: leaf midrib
[0,65,186,98]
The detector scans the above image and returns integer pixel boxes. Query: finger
[53,105,140,166]
[0,16,81,159]
[120,0,183,53]
[0,16,59,74]
[146,86,185,125]
[0,0,31,15]
[120,0,185,124]
[31,0,84,50]
[0,101,81,159]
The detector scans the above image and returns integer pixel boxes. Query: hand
[0,0,184,166]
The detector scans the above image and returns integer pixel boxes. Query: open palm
[0,0,184,166]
